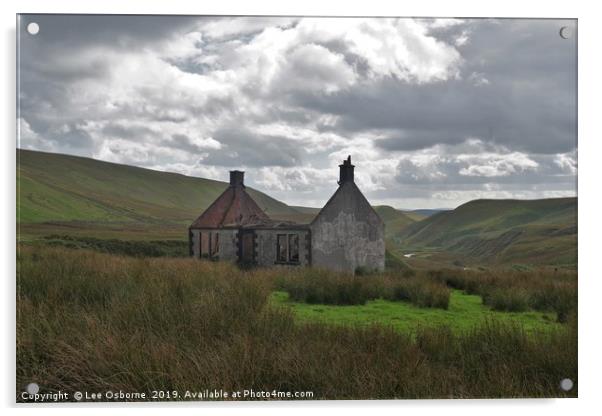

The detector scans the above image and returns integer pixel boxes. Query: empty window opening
[200,232,209,258]
[199,231,219,259]
[289,234,299,262]
[277,233,300,264]
[211,232,219,258]
[277,234,288,262]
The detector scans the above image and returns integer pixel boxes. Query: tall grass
[276,269,450,309]
[17,246,576,400]
[430,269,577,321]
[386,277,451,309]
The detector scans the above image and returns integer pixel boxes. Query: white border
[3,1,601,415]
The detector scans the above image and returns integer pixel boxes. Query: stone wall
[310,182,385,273]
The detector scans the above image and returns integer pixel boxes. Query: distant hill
[286,206,322,224]
[289,205,417,232]
[290,206,321,215]
[408,209,450,218]
[397,198,577,266]
[372,206,417,240]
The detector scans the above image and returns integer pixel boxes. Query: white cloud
[458,152,539,177]
[554,151,577,175]
[198,17,297,40]
[277,43,357,93]
[454,29,471,47]
[421,18,466,30]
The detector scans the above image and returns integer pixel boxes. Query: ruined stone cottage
[188,157,385,273]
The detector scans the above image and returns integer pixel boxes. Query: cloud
[554,151,577,175]
[18,118,52,151]
[170,134,221,153]
[17,16,577,209]
[277,43,357,93]
[457,151,539,177]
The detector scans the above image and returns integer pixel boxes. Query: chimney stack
[338,156,354,185]
[230,170,245,187]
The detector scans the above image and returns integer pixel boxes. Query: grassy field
[270,290,560,334]
[17,245,577,400]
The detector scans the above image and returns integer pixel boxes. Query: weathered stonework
[310,182,385,273]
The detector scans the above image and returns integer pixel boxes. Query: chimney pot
[338,156,355,185]
[230,170,245,187]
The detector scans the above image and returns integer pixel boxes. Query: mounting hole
[560,378,574,391]
[27,22,40,35]
[559,26,572,39]
[26,382,39,394]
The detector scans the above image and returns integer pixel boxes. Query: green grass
[270,289,560,334]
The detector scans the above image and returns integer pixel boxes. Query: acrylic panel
[16,14,577,403]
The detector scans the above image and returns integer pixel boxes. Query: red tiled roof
[190,185,270,228]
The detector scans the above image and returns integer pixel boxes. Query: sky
[17,15,577,209]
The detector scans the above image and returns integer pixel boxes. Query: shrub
[278,269,450,310]
[386,278,450,310]
[484,289,530,312]
[430,268,577,321]
[278,270,375,305]
[530,282,577,323]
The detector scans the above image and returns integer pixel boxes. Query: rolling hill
[17,149,302,239]
[396,198,577,267]
[407,209,450,218]
[17,150,417,241]
[372,206,417,240]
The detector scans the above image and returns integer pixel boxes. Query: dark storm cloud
[18,14,200,126]
[18,14,200,49]
[170,134,210,153]
[102,123,156,139]
[291,19,577,154]
[56,124,95,150]
[207,128,305,168]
